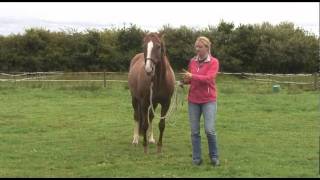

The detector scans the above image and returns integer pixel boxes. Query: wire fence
[0,71,318,90]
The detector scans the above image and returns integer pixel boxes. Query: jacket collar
[194,54,211,63]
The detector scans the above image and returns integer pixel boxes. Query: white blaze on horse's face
[145,41,154,75]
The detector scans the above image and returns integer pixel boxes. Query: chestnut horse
[128,32,175,153]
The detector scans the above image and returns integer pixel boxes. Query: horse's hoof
[149,138,156,144]
[132,140,139,145]
[144,147,148,154]
[132,136,139,145]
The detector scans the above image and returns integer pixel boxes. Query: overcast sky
[0,2,319,36]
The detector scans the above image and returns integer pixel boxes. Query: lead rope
[147,81,181,126]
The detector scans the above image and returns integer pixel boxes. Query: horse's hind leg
[147,103,158,144]
[142,108,150,154]
[147,122,155,144]
[157,101,170,153]
[132,97,139,145]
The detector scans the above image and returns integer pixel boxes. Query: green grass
[0,76,319,177]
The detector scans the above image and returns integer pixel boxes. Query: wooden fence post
[314,72,318,91]
[104,70,106,88]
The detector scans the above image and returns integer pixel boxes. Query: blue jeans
[188,101,218,164]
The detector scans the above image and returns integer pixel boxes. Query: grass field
[0,74,319,177]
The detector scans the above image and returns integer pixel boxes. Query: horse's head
[143,32,165,76]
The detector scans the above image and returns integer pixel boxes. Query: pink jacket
[187,55,219,104]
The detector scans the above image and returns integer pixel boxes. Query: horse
[128,32,175,154]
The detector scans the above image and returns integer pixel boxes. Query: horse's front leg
[157,101,170,153]
[143,131,148,154]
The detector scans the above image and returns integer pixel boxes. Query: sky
[0,2,319,36]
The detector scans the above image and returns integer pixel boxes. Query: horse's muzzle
[146,71,152,76]
[145,66,153,75]
[146,69,155,77]
[145,59,155,76]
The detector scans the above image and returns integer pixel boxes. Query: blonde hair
[195,36,212,54]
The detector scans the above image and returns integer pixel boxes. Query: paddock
[0,72,318,177]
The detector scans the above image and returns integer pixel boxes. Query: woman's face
[195,41,209,58]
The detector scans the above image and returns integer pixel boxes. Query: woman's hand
[182,69,192,83]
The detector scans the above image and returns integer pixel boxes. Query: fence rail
[0,71,318,90]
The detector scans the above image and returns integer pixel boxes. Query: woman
[182,36,220,166]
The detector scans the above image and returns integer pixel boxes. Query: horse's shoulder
[132,53,144,61]
[130,53,144,67]
[135,52,144,58]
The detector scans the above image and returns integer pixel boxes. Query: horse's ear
[142,31,148,41]
[144,31,149,36]
[161,42,166,56]
[158,31,165,39]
